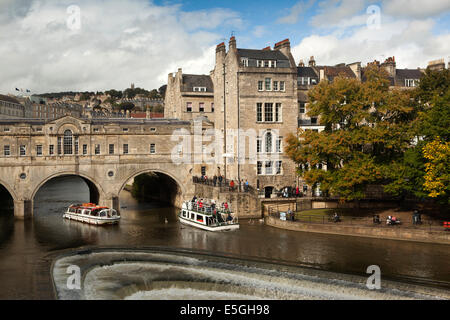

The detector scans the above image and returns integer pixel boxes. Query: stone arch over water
[30,172,104,217]
[118,168,185,207]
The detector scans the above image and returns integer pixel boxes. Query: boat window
[191,213,195,219]
[197,215,204,223]
[100,211,106,217]
[91,210,99,217]
[111,210,117,216]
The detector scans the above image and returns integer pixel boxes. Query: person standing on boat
[224,202,229,214]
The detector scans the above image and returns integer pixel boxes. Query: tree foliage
[285,65,448,201]
[422,138,450,202]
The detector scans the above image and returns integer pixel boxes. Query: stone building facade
[164,68,214,121]
[165,37,300,197]
[163,39,442,198]
[210,37,299,197]
[0,115,214,218]
[0,95,27,119]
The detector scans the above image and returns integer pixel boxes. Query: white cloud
[0,0,241,94]
[252,25,266,38]
[383,0,450,19]
[179,8,243,31]
[310,0,368,27]
[309,0,450,28]
[292,17,450,69]
[277,0,316,24]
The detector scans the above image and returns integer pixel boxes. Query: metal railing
[192,176,257,194]
[267,207,448,231]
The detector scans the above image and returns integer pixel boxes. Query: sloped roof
[0,94,21,104]
[395,69,423,80]
[318,66,356,79]
[181,74,214,93]
[237,48,289,61]
[297,67,318,78]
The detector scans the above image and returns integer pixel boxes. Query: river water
[0,176,449,299]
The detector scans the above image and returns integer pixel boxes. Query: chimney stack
[229,36,236,51]
[216,42,225,53]
[274,39,290,51]
[381,56,396,77]
[308,56,316,67]
[298,59,305,67]
[274,39,295,67]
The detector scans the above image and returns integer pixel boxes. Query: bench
[444,222,450,231]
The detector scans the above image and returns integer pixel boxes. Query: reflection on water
[0,176,449,299]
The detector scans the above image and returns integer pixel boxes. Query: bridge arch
[0,178,18,202]
[118,168,186,207]
[31,171,105,206]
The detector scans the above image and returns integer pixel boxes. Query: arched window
[265,131,272,153]
[63,130,73,155]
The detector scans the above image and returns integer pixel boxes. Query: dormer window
[257,60,276,68]
[241,58,249,67]
[405,79,418,87]
[193,87,207,92]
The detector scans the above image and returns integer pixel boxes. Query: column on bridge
[100,195,120,214]
[14,200,33,220]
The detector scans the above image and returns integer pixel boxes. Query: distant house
[0,95,26,119]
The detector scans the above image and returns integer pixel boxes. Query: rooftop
[0,94,21,104]
[181,74,214,93]
[237,48,289,61]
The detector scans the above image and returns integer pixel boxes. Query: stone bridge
[0,116,211,219]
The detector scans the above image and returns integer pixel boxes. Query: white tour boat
[179,200,239,232]
[63,203,120,225]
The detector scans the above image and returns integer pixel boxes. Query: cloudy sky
[1,0,449,94]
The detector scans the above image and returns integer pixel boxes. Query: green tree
[118,102,135,111]
[286,65,417,200]
[384,69,450,202]
[105,89,123,100]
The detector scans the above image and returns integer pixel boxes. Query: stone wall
[265,215,450,245]
[194,183,261,219]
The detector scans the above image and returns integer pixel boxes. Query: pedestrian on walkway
[230,180,235,191]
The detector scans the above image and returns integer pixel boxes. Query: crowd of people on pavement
[193,175,251,193]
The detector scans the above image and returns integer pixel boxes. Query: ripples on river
[0,176,449,299]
